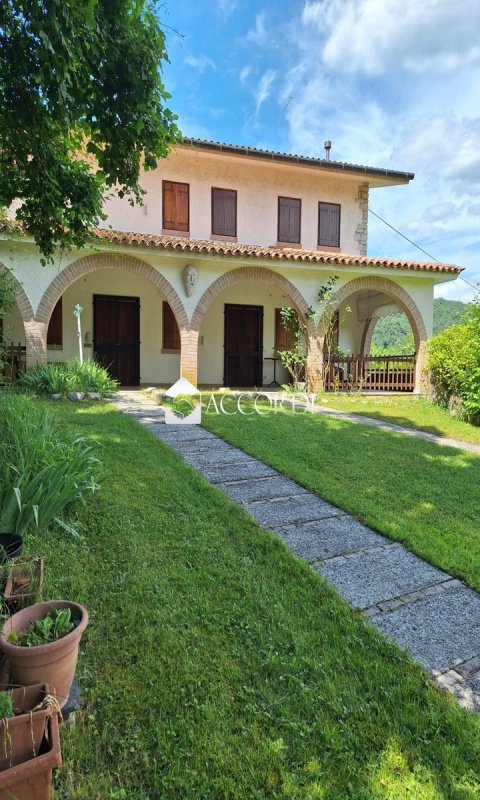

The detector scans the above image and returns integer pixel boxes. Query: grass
[314,393,480,446]
[203,399,480,593]
[17,399,479,798]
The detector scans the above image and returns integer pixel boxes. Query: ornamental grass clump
[0,395,100,540]
[18,357,118,397]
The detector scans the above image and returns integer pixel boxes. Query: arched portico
[31,252,188,385]
[188,266,312,387]
[317,276,429,394]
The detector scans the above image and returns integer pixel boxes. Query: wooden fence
[325,354,416,392]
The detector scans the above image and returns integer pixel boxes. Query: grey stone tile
[315,546,447,609]
[244,494,343,529]
[182,448,256,467]
[219,476,307,504]
[197,462,277,484]
[152,426,216,442]
[277,517,386,562]
[168,439,239,455]
[372,588,480,674]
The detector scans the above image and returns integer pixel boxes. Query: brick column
[24,320,48,368]
[180,328,199,386]
[306,334,324,393]
[415,340,428,395]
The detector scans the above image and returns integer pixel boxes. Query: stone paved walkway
[311,404,480,455]
[112,390,480,712]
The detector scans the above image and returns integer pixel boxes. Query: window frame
[211,187,238,238]
[317,201,341,248]
[162,180,190,233]
[277,196,302,245]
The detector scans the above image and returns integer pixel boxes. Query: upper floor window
[212,187,237,237]
[163,181,189,233]
[318,202,340,248]
[278,196,301,244]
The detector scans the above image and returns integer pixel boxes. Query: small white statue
[183,264,198,297]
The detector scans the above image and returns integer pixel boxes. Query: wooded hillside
[370,298,468,355]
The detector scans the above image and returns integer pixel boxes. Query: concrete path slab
[218,476,307,504]
[182,449,256,467]
[111,390,480,712]
[276,517,386,562]
[197,462,277,484]
[316,545,448,609]
[244,494,345,529]
[372,589,480,675]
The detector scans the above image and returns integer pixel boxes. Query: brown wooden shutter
[162,181,189,232]
[162,301,180,350]
[318,202,341,247]
[212,188,237,236]
[47,297,63,346]
[278,197,301,243]
[275,308,297,351]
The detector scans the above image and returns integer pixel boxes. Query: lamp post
[73,304,84,365]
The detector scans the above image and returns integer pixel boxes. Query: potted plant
[0,684,57,770]
[0,697,61,800]
[4,558,44,611]
[0,601,88,709]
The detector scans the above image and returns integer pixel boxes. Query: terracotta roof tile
[89,228,462,275]
[0,221,462,274]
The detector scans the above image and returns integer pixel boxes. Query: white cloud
[217,0,237,14]
[184,54,217,73]
[254,69,276,118]
[246,12,268,45]
[303,0,480,75]
[239,65,252,86]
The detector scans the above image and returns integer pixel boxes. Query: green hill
[370,298,468,355]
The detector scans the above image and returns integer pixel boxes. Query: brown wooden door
[224,304,263,387]
[93,295,140,386]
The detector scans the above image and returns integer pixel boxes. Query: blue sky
[161,0,480,302]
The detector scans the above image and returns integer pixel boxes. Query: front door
[224,304,263,387]
[93,295,140,386]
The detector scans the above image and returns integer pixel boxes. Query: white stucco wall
[101,147,367,254]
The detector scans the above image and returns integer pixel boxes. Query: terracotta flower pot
[0,684,52,770]
[0,601,88,709]
[0,710,61,800]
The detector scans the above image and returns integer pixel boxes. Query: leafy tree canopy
[0,0,180,262]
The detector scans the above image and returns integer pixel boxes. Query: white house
[0,138,462,392]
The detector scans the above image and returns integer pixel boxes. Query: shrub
[18,357,118,397]
[0,394,100,539]
[427,297,480,423]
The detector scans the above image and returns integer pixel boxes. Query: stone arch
[319,275,427,352]
[35,252,188,330]
[0,260,34,321]
[190,266,311,333]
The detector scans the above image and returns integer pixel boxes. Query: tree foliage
[371,299,469,356]
[427,296,480,423]
[0,0,180,262]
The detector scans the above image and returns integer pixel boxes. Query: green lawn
[203,400,480,593]
[314,393,480,446]
[19,400,478,798]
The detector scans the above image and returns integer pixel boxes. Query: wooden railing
[325,354,416,392]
